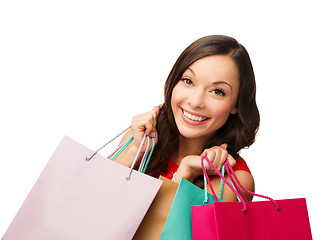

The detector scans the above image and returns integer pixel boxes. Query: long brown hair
[146,35,259,184]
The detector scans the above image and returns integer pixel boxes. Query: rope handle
[201,156,248,212]
[202,156,281,213]
[85,126,155,180]
[86,126,131,161]
[224,160,280,211]
[138,137,155,173]
[202,162,226,204]
[216,164,242,202]
[202,160,209,204]
[108,135,134,161]
[126,133,148,180]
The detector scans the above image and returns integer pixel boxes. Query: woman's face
[171,55,240,141]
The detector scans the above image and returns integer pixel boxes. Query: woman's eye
[212,88,225,96]
[181,78,193,86]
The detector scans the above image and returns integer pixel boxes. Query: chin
[177,125,215,140]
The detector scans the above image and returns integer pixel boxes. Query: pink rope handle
[224,162,248,203]
[201,157,219,202]
[224,160,281,211]
[201,156,248,213]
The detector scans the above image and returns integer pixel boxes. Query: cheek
[208,102,233,120]
[171,84,184,108]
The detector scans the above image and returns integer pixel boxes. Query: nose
[188,88,205,109]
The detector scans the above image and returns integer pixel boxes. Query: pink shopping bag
[192,203,218,240]
[191,159,246,240]
[191,157,313,240]
[2,131,162,240]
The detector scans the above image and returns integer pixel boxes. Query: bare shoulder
[233,170,255,201]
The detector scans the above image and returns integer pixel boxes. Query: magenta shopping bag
[2,130,162,240]
[191,157,313,240]
[191,158,246,240]
[192,203,218,240]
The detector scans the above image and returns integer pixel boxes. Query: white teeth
[183,110,208,122]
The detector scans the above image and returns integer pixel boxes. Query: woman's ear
[230,107,238,114]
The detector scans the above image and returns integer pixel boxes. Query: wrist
[129,144,145,161]
[176,160,201,183]
[114,143,143,167]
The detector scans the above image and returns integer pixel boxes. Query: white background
[1,0,324,238]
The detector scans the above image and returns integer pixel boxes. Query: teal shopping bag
[160,175,225,240]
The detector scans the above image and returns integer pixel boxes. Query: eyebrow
[213,81,233,90]
[187,67,196,76]
[187,67,233,90]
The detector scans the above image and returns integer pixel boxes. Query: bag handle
[224,160,280,211]
[223,161,247,203]
[106,131,154,174]
[108,135,134,161]
[201,156,248,212]
[202,162,226,204]
[202,156,281,213]
[138,137,155,173]
[86,126,132,161]
[85,126,155,180]
[216,165,242,202]
[126,133,150,180]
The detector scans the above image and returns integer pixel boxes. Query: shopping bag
[2,130,162,240]
[160,165,226,240]
[191,159,244,240]
[133,176,178,240]
[192,156,313,240]
[191,158,246,240]
[192,203,218,240]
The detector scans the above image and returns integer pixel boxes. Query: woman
[116,35,258,202]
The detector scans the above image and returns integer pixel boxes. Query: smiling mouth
[182,109,209,122]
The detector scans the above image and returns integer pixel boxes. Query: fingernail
[149,131,156,138]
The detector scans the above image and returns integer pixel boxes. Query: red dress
[159,156,251,180]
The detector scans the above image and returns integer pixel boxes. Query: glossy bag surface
[213,198,312,240]
[2,136,162,240]
[191,157,313,240]
[192,203,218,240]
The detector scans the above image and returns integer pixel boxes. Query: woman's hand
[200,144,236,174]
[174,144,236,183]
[114,106,159,167]
[131,106,159,152]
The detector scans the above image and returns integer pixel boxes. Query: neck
[172,135,208,165]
